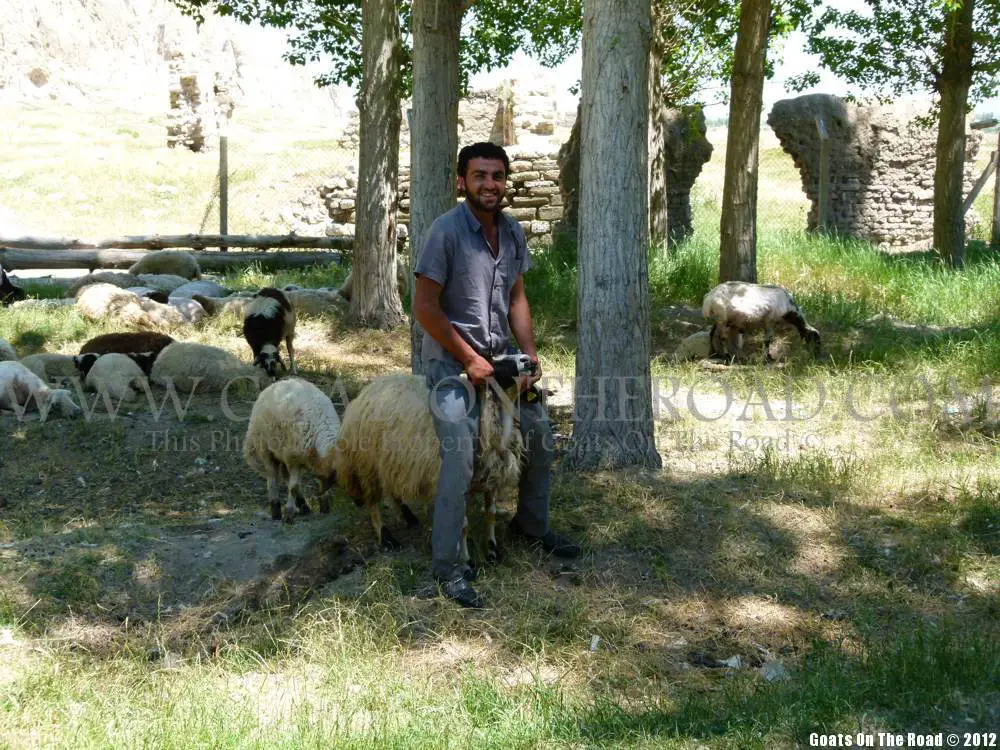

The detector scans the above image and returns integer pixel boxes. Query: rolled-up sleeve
[414,218,451,287]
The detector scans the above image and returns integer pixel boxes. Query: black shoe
[509,519,582,559]
[437,576,484,609]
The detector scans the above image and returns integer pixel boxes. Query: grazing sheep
[243,377,340,522]
[128,250,201,280]
[0,361,81,419]
[0,264,26,305]
[335,372,524,559]
[672,330,713,362]
[150,341,260,393]
[0,338,16,362]
[85,353,148,402]
[702,281,821,360]
[18,353,85,385]
[243,287,297,379]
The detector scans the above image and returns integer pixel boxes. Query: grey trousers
[425,357,555,581]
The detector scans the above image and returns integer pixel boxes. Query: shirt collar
[461,199,508,235]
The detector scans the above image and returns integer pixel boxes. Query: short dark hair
[457,142,510,179]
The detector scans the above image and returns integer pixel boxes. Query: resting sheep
[128,250,201,280]
[0,361,81,419]
[672,330,713,362]
[243,377,340,522]
[0,338,17,362]
[702,281,821,361]
[243,287,297,378]
[85,353,148,402]
[335,372,524,560]
[81,331,175,359]
[150,341,260,393]
[18,353,86,385]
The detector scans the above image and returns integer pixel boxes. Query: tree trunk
[718,0,771,283]
[566,0,661,471]
[350,0,406,329]
[933,0,975,268]
[408,0,464,373]
[648,0,669,248]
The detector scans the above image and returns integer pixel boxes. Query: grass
[1,105,999,748]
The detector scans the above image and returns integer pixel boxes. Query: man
[413,142,581,608]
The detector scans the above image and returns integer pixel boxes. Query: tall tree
[798,0,1000,267]
[718,0,772,283]
[351,0,406,329]
[566,0,661,471]
[408,0,467,373]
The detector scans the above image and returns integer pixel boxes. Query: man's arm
[413,275,494,384]
[508,275,542,388]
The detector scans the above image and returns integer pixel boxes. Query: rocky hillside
[0,0,349,116]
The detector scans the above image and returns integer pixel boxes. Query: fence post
[815,115,830,232]
[219,134,229,248]
[993,130,1000,248]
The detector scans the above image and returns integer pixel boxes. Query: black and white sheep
[243,377,340,522]
[334,371,524,559]
[0,264,25,306]
[243,287,297,379]
[0,361,82,419]
[702,281,821,360]
[79,332,175,376]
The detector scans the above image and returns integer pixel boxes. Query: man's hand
[465,353,494,386]
[519,355,542,393]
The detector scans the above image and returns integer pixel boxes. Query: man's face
[458,157,507,214]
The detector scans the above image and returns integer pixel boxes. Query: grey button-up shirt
[415,201,532,364]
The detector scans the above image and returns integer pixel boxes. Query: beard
[464,187,502,214]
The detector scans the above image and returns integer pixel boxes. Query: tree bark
[718,0,771,283]
[350,0,406,329]
[566,0,661,471]
[648,0,669,248]
[408,0,464,373]
[933,0,975,268]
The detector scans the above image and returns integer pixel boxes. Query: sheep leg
[393,499,420,527]
[284,466,307,522]
[285,336,297,375]
[484,492,499,563]
[367,493,399,550]
[764,325,776,362]
[266,469,282,521]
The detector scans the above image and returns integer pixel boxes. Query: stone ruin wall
[165,46,237,152]
[768,94,982,251]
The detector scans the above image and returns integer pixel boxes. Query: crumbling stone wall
[555,105,713,245]
[165,50,234,152]
[318,150,563,245]
[768,94,982,250]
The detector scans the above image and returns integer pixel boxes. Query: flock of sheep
[1,250,822,559]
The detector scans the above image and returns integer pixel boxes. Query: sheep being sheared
[702,281,821,361]
[243,287,297,379]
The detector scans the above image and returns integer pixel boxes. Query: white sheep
[85,353,149,402]
[128,250,201,280]
[76,284,189,330]
[134,273,191,293]
[284,288,347,317]
[68,271,137,297]
[335,372,523,560]
[243,287,297,379]
[168,279,230,300]
[672,330,713,362]
[150,341,260,393]
[702,281,821,360]
[0,361,81,419]
[0,338,16,362]
[18,353,85,385]
[243,377,341,522]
